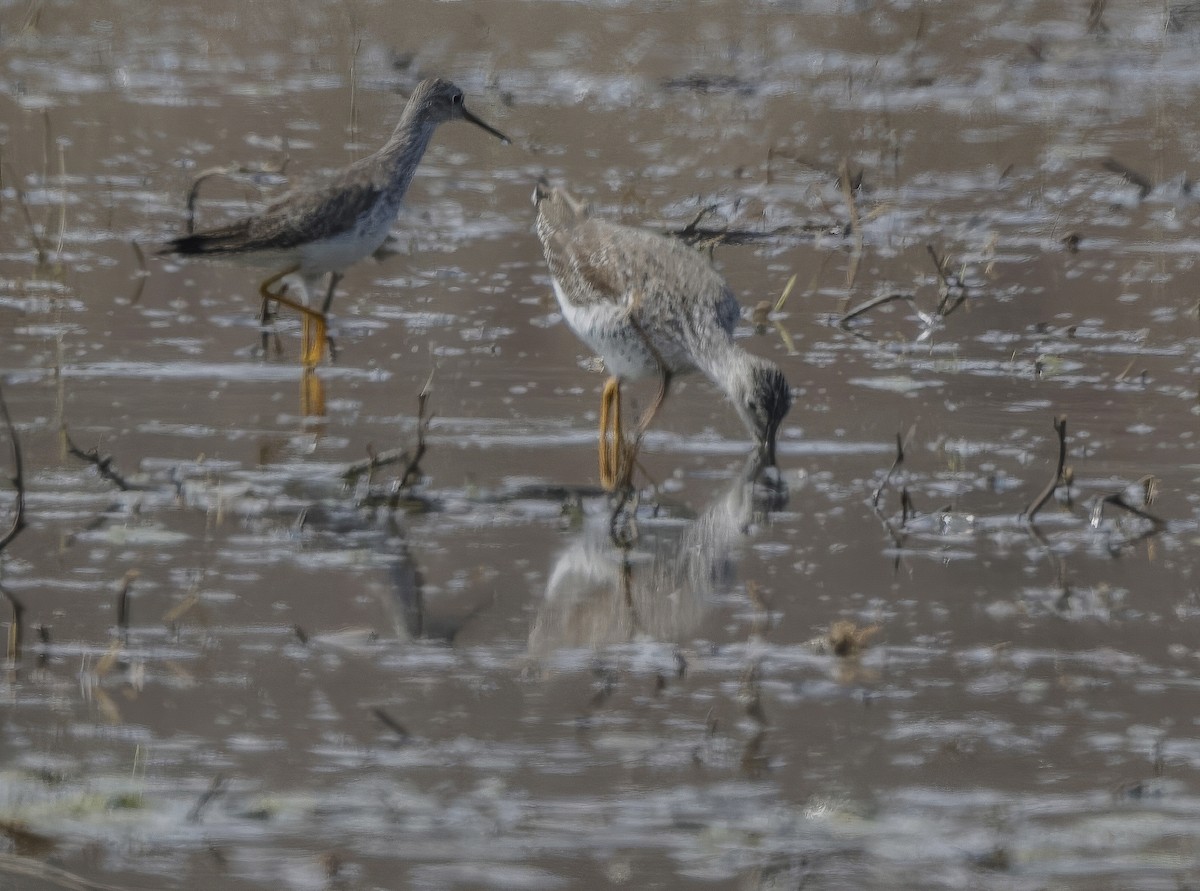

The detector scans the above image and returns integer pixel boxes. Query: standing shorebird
[532,180,792,490]
[159,77,509,366]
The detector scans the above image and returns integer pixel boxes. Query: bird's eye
[451,92,464,105]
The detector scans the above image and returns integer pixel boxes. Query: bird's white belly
[299,224,390,276]
[552,279,691,380]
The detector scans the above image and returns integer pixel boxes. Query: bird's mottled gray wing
[240,177,384,251]
[554,218,733,318]
[162,162,384,256]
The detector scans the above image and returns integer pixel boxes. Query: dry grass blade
[773,273,798,314]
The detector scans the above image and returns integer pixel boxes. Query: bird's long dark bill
[462,107,510,144]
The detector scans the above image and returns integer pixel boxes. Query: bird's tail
[157,220,253,257]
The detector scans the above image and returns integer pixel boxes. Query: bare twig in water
[187,774,226,823]
[1098,492,1166,530]
[1,583,22,663]
[183,154,289,235]
[131,239,148,275]
[0,852,137,891]
[838,292,920,328]
[115,570,139,634]
[1101,158,1152,199]
[6,168,48,267]
[342,370,434,485]
[1024,416,1068,521]
[872,431,907,508]
[62,428,131,490]
[927,243,970,318]
[1086,0,1109,34]
[739,661,767,726]
[839,158,864,289]
[0,385,27,555]
[675,203,721,240]
[671,220,831,249]
[370,707,412,743]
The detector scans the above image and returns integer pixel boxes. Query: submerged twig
[838,292,920,328]
[675,203,720,241]
[183,154,289,235]
[839,158,864,289]
[671,220,831,249]
[1101,158,1153,199]
[1,583,22,663]
[0,384,27,553]
[1097,493,1166,530]
[1024,416,1068,521]
[927,244,970,318]
[872,432,906,508]
[0,853,135,891]
[342,370,434,486]
[115,570,139,634]
[62,427,132,491]
[7,169,48,267]
[370,707,412,743]
[187,774,226,823]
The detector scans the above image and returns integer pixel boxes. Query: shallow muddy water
[1,0,1199,888]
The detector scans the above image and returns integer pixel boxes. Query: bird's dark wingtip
[156,237,184,257]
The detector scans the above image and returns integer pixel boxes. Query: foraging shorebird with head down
[532,180,791,490]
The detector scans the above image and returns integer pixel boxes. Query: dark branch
[0,384,27,553]
[1024,416,1068,521]
[63,428,132,491]
[872,432,905,508]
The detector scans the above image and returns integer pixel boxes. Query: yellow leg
[599,377,622,490]
[258,265,328,368]
[300,367,326,418]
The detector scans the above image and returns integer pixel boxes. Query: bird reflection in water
[528,456,788,656]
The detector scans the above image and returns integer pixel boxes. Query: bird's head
[532,178,591,231]
[730,357,792,471]
[409,78,509,143]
